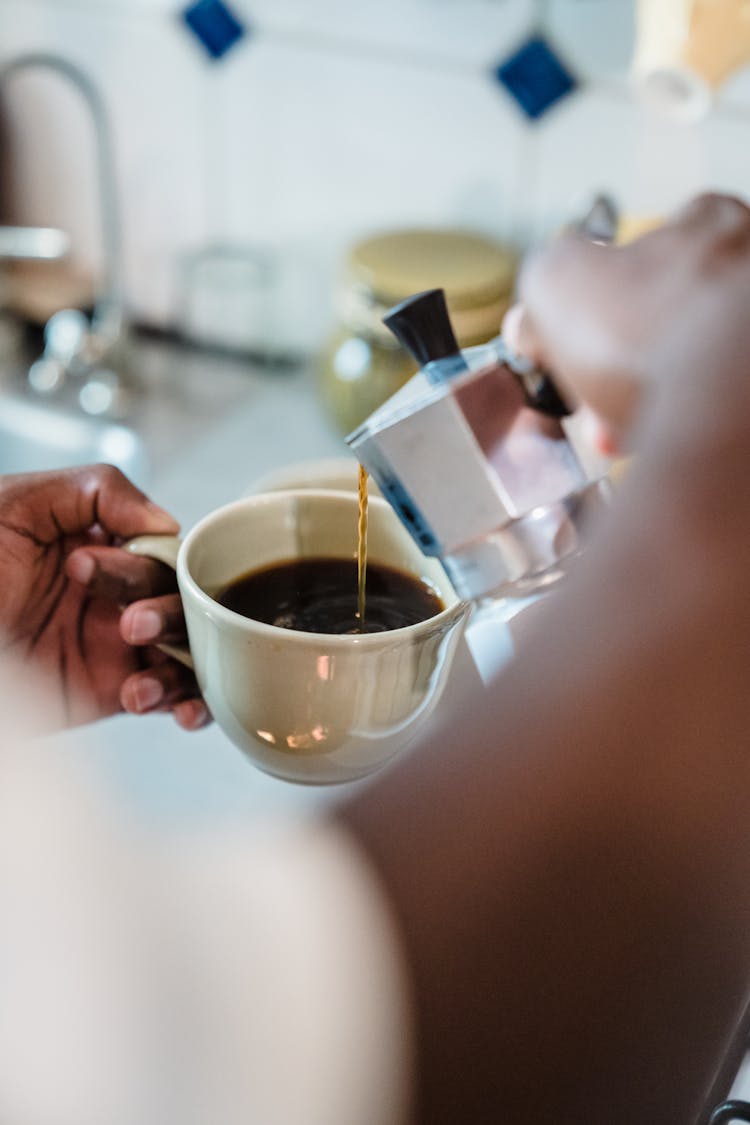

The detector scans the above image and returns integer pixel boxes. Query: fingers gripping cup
[126,490,468,785]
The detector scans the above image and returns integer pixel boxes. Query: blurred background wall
[1,0,749,354]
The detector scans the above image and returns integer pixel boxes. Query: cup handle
[124,535,194,670]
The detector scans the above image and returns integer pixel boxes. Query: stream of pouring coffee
[357,464,368,629]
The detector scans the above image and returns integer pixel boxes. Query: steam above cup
[126,489,467,785]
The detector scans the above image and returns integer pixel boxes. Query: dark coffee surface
[217,556,445,634]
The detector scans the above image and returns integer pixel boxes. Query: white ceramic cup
[127,489,468,785]
[246,456,382,497]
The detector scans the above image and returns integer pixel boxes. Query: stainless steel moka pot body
[346,287,610,605]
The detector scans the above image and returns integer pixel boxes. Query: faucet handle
[0,226,70,262]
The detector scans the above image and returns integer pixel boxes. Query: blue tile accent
[182,0,247,61]
[494,35,578,120]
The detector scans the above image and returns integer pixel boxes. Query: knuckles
[680,191,750,231]
[677,193,750,269]
[80,462,130,492]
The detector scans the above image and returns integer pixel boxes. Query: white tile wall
[235,0,533,66]
[210,33,528,348]
[1,0,750,347]
[545,0,636,86]
[528,86,750,242]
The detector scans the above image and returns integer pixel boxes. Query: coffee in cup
[126,489,468,785]
[217,556,445,634]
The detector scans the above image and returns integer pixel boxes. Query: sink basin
[0,333,302,492]
[0,391,150,485]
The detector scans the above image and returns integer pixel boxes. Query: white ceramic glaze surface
[246,457,382,497]
[132,490,467,784]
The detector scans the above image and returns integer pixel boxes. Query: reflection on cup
[127,490,467,785]
[633,0,750,121]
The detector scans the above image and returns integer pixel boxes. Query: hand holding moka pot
[345,288,611,605]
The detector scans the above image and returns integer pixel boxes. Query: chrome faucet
[0,221,70,367]
[0,225,70,262]
[0,53,133,416]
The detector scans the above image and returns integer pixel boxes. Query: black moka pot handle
[383,287,466,368]
[382,287,572,418]
[709,1102,750,1124]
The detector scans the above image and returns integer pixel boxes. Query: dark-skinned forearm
[340,432,750,1125]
